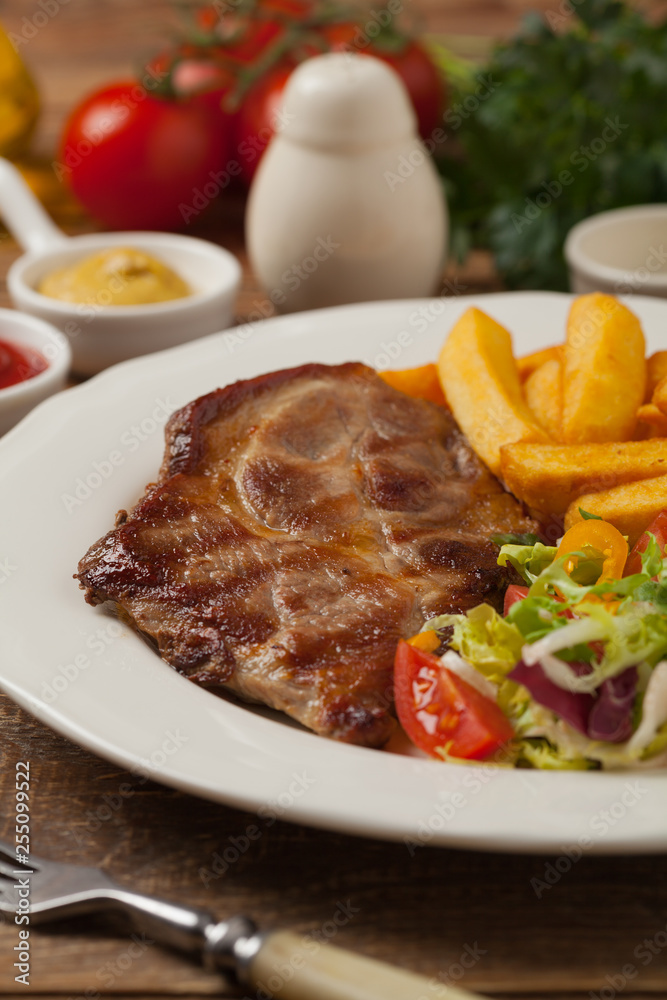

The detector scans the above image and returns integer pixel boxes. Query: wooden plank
[1,0,667,997]
[3,697,667,995]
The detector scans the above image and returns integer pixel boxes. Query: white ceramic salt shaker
[246,52,447,312]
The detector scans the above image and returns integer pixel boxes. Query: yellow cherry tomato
[407,630,440,652]
[556,520,628,584]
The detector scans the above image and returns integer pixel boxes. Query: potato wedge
[653,374,667,416]
[564,474,667,545]
[501,440,667,515]
[636,403,667,437]
[379,363,448,407]
[646,351,667,401]
[517,345,562,382]
[523,358,562,440]
[438,307,549,476]
[561,294,646,443]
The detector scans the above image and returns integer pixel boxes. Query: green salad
[409,523,667,770]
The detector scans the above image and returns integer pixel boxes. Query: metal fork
[0,838,485,1000]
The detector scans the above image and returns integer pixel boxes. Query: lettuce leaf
[516,738,597,770]
[497,542,558,583]
[424,603,523,682]
[642,722,667,761]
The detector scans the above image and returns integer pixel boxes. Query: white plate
[2,291,667,854]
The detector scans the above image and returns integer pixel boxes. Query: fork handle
[244,931,487,1000]
[106,889,213,954]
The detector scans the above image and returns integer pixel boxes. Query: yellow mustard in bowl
[38,247,191,306]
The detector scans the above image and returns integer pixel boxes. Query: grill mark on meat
[76,362,535,748]
[240,455,361,536]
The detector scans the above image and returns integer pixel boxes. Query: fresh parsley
[437,0,667,289]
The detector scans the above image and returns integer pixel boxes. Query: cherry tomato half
[394,641,514,760]
[504,584,529,616]
[624,509,667,577]
[556,520,628,584]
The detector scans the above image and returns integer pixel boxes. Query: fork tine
[0,882,19,919]
[0,838,38,871]
[0,857,25,879]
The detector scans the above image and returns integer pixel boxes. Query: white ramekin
[0,158,242,376]
[565,205,667,298]
[0,308,71,436]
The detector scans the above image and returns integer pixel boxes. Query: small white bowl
[0,159,241,376]
[0,308,71,436]
[565,205,667,298]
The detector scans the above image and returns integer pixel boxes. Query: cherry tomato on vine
[375,40,444,140]
[235,62,294,184]
[236,35,444,184]
[59,81,232,230]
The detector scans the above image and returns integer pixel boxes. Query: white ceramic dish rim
[2,291,667,855]
[8,231,243,318]
[0,307,70,403]
[564,204,667,290]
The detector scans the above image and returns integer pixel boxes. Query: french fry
[438,307,550,476]
[652,374,667,416]
[379,363,448,407]
[523,358,562,440]
[501,440,667,515]
[636,403,667,437]
[517,345,562,382]
[561,294,646,444]
[564,474,667,545]
[646,351,667,401]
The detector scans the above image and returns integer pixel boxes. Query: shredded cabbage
[423,603,523,683]
[422,533,667,770]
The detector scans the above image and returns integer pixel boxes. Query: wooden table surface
[2,2,667,998]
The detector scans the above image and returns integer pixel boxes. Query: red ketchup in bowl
[0,339,48,390]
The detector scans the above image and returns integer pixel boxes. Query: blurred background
[4,0,667,300]
[4,0,667,159]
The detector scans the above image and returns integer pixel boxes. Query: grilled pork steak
[76,362,534,747]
